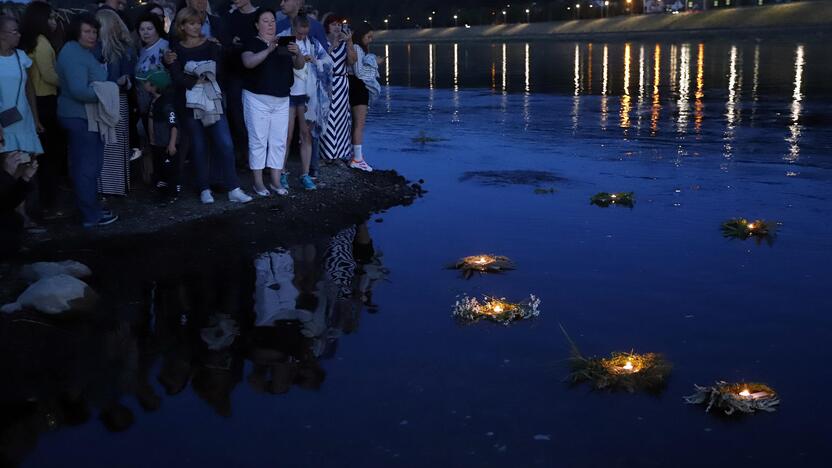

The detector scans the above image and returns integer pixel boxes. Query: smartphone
[277,35,296,47]
[341,23,351,35]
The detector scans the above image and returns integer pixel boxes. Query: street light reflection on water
[381,39,819,167]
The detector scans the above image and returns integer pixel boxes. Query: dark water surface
[5,39,832,467]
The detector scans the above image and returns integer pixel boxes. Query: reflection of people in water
[0,223,389,461]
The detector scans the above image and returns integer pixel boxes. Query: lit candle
[610,194,618,199]
[493,305,504,313]
[747,223,755,230]
[623,360,634,371]
[739,388,751,397]
[476,256,488,264]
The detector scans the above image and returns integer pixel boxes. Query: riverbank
[1,162,422,303]
[374,1,832,43]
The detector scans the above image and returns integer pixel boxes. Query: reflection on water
[384,39,831,165]
[620,43,631,130]
[787,44,805,163]
[723,44,741,164]
[651,44,662,134]
[0,225,386,466]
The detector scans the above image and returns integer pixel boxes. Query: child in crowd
[138,69,180,197]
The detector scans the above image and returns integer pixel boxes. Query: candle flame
[476,256,488,264]
[623,360,634,370]
[747,223,755,230]
[739,389,751,397]
[493,305,504,313]
[610,194,618,198]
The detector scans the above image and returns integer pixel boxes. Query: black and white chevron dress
[320,42,352,160]
[97,93,130,196]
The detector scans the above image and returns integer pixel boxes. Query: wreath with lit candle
[452,294,540,325]
[684,381,779,415]
[590,192,634,208]
[450,255,515,279]
[721,218,776,243]
[567,351,672,393]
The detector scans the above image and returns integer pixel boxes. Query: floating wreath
[452,295,540,325]
[561,325,671,393]
[412,130,444,144]
[449,254,515,279]
[721,218,776,244]
[684,381,780,415]
[590,192,634,208]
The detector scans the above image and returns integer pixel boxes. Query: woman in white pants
[241,9,305,196]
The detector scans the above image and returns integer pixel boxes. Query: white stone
[20,261,92,282]
[14,274,98,314]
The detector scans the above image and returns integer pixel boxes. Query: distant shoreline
[374,1,832,44]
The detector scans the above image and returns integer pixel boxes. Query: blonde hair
[95,9,132,63]
[175,7,206,40]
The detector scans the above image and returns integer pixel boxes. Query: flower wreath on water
[721,218,777,244]
[590,192,635,208]
[684,381,780,415]
[452,294,540,325]
[449,254,515,279]
[561,326,671,393]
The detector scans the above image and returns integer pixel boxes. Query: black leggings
[35,95,65,209]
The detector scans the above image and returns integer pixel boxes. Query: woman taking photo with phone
[241,8,304,196]
[319,15,355,162]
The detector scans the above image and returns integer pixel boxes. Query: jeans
[310,136,320,176]
[59,117,104,224]
[184,114,240,192]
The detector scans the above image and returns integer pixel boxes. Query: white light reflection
[723,45,740,163]
[620,43,631,129]
[452,44,460,122]
[751,44,760,123]
[523,43,531,128]
[524,42,530,94]
[384,44,390,86]
[786,44,805,163]
[677,44,690,133]
[453,43,459,92]
[600,44,608,129]
[501,43,507,93]
[428,43,435,90]
[572,43,581,131]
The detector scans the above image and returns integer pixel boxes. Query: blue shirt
[276,16,329,50]
[56,41,108,120]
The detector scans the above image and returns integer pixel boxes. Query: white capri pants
[243,89,290,170]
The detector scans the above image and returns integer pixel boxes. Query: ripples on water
[3,39,832,467]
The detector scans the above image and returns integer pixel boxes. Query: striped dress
[320,42,352,160]
[98,93,130,196]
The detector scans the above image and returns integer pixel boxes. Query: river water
[3,39,832,467]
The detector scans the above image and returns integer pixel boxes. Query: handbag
[0,52,24,128]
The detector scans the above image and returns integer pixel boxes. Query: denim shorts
[290,95,309,107]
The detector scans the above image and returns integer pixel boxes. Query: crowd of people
[0,0,384,244]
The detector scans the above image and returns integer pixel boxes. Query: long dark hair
[19,1,53,54]
[351,21,373,53]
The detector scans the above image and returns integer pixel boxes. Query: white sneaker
[349,159,373,172]
[200,189,215,204]
[228,187,253,203]
[269,184,289,196]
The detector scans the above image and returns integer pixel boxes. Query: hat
[136,68,171,90]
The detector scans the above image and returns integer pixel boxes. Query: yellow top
[28,35,59,97]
